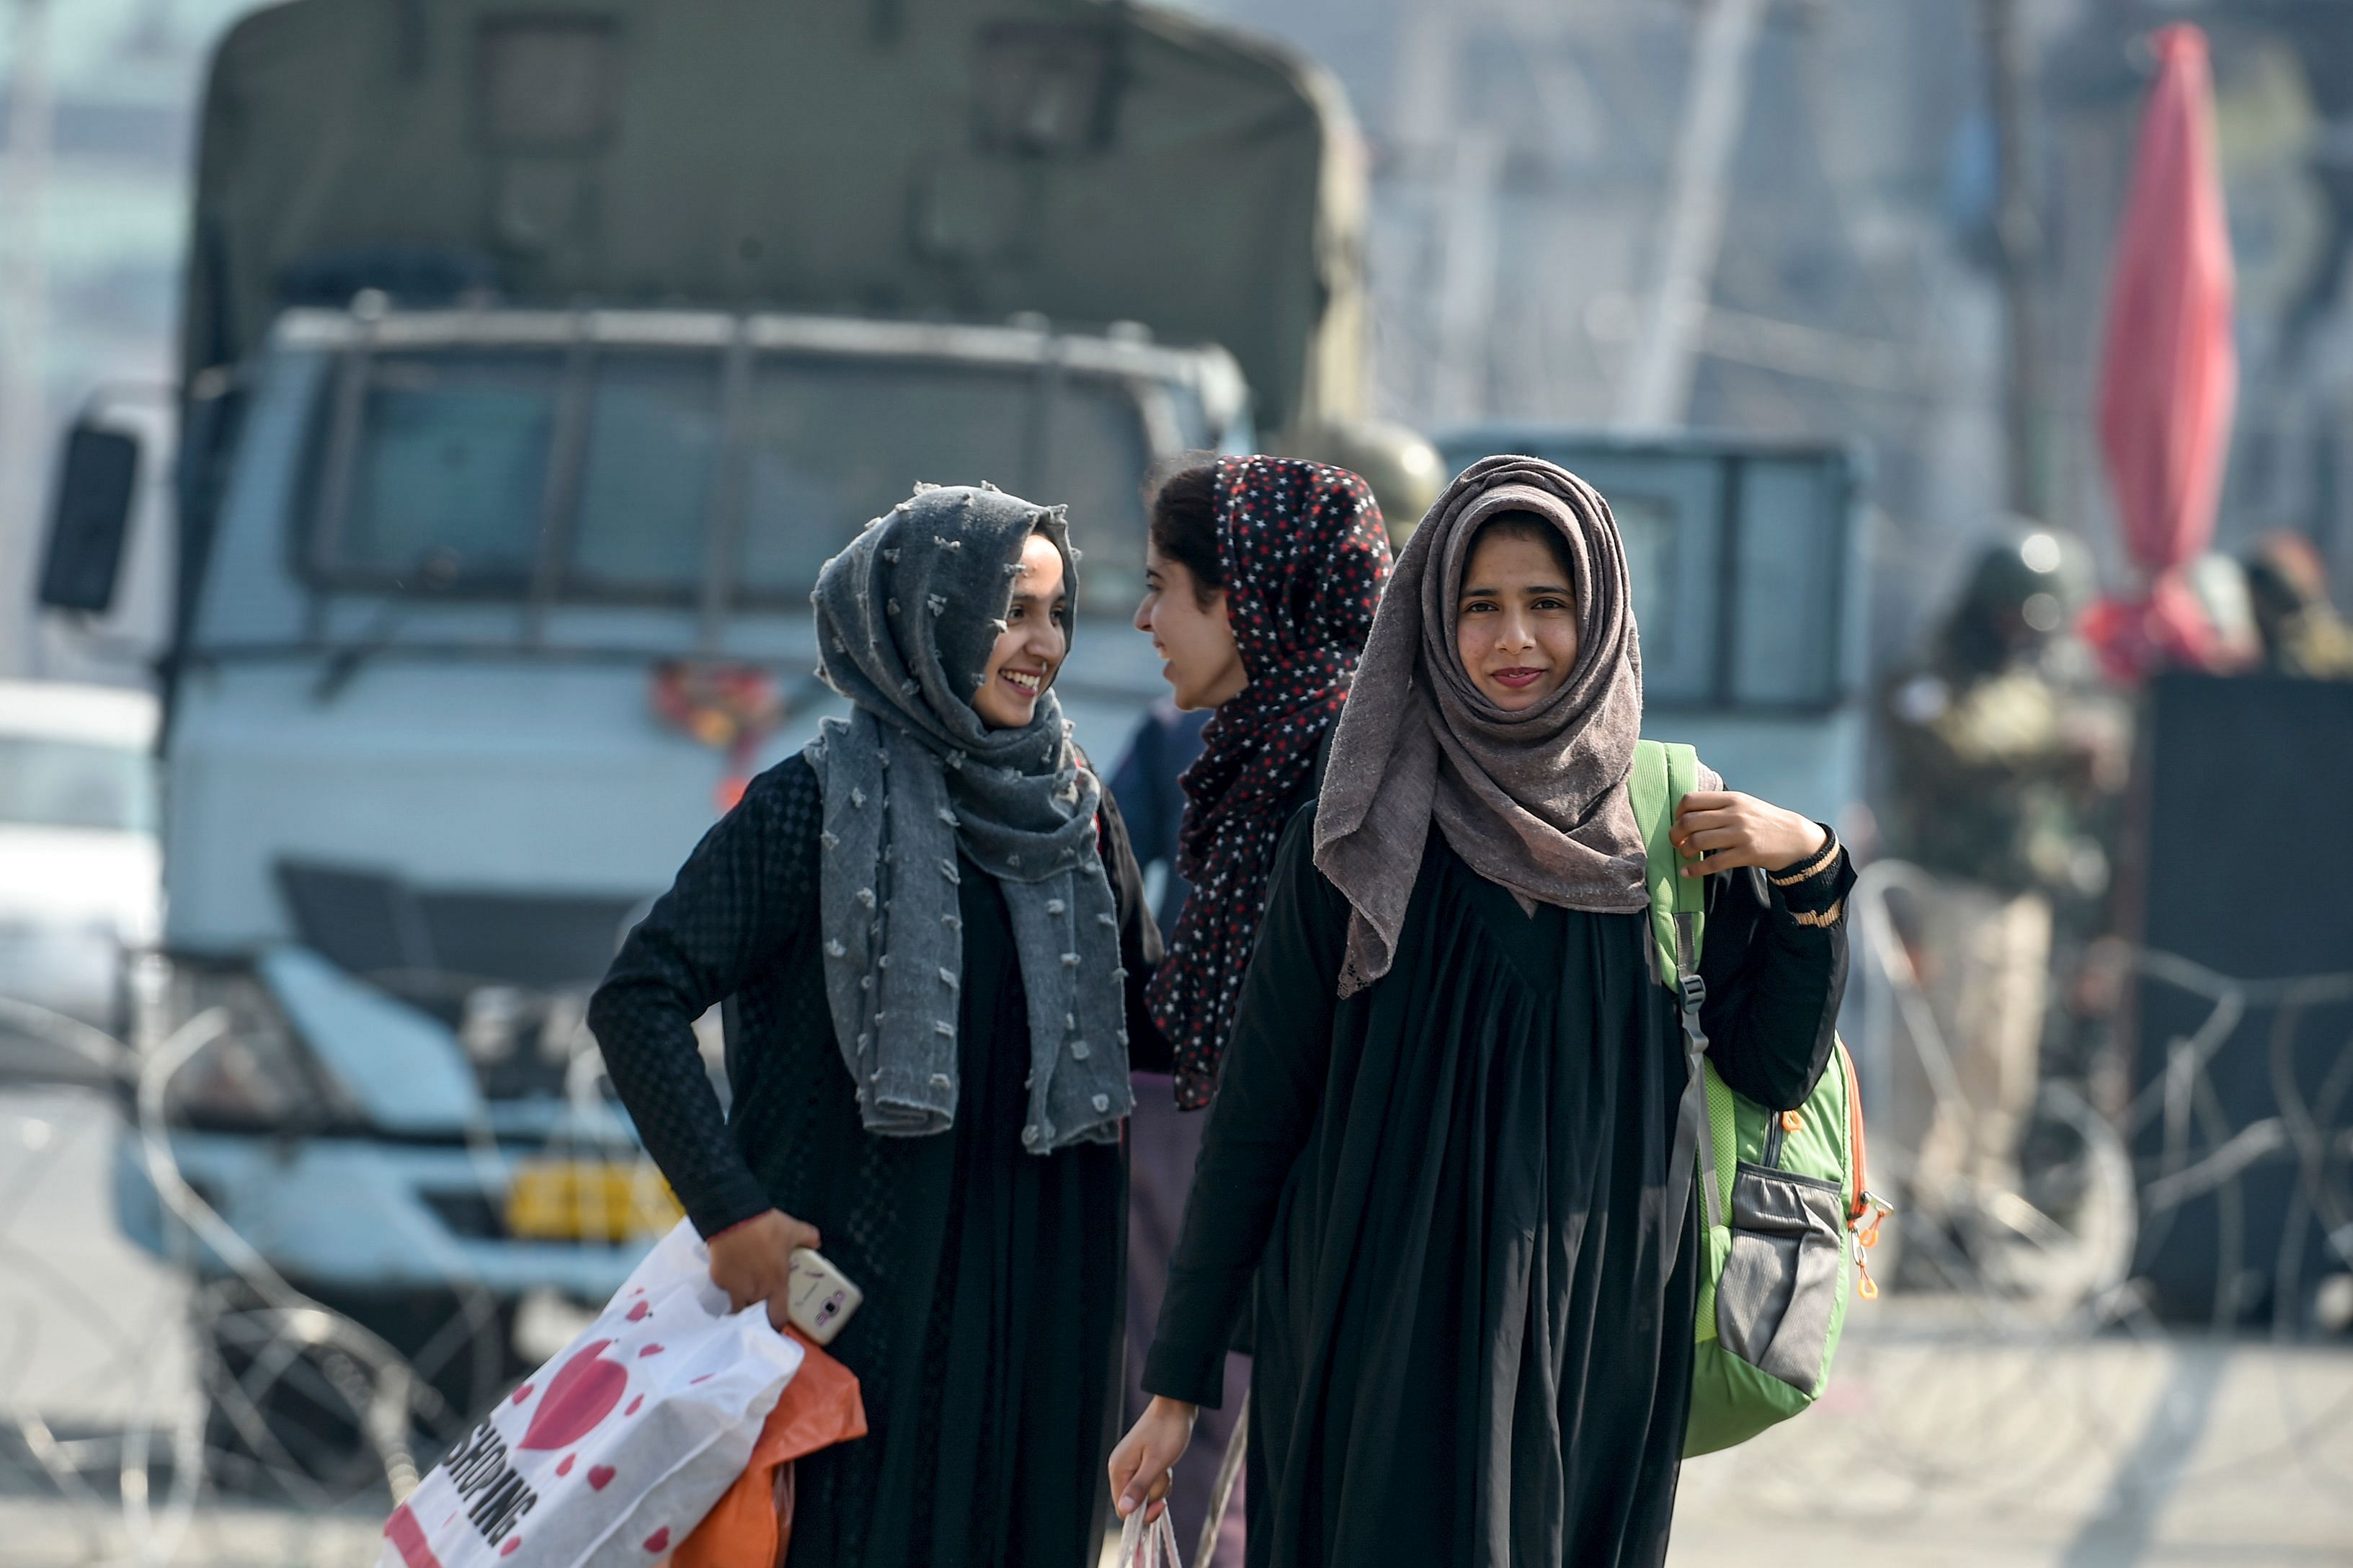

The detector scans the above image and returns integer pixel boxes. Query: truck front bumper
[113,1126,655,1301]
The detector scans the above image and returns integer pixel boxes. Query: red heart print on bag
[627,1300,650,1322]
[517,1340,625,1451]
[588,1465,616,1490]
[644,1528,670,1552]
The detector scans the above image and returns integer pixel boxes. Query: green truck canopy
[184,0,1368,434]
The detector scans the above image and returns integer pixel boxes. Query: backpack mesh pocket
[1715,1163,1846,1392]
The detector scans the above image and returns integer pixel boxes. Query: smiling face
[971,531,1071,729]
[1134,543,1247,710]
[1454,520,1582,713]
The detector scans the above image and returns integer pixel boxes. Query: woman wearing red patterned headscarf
[1143,455,1393,1105]
[1111,453,1391,1559]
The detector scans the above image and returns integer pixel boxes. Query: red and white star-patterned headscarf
[1147,455,1392,1109]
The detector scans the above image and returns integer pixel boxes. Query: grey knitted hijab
[1315,455,1672,995]
[806,484,1134,1153]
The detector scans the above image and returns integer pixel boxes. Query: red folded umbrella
[2086,23,2237,680]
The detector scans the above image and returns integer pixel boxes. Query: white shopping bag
[1116,1507,1185,1568]
[381,1221,803,1568]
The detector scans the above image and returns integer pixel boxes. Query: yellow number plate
[504,1159,683,1243]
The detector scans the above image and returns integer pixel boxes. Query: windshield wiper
[311,551,471,703]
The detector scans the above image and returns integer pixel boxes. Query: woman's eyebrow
[1458,581,1572,600]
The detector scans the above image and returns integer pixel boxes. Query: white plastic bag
[381,1221,802,1568]
[1116,1507,1185,1568]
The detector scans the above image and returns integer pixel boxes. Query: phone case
[786,1247,863,1345]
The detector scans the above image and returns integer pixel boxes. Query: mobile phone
[786,1247,863,1345]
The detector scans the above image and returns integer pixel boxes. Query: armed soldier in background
[1878,532,2127,1244]
[2243,532,2353,680]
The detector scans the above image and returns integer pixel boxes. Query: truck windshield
[327,352,555,589]
[309,347,1155,615]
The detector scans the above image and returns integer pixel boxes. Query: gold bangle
[1770,834,1841,887]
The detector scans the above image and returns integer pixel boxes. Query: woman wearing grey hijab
[1112,456,1853,1567]
[591,484,1162,1567]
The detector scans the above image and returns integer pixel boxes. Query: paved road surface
[1671,1329,2353,1566]
[4,1089,2346,1567]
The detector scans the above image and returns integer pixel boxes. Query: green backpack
[1628,739,1888,1458]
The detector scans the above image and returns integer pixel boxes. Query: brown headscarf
[1314,453,1667,995]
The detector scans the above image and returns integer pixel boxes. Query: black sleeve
[1143,806,1346,1408]
[1694,829,1854,1113]
[1095,781,1172,1074]
[587,758,818,1239]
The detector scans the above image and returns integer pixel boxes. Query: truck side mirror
[38,424,141,613]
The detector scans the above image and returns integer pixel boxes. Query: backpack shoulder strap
[1629,739,1725,1260]
[1628,739,1705,981]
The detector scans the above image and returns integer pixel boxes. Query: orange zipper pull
[1851,1192,1893,1301]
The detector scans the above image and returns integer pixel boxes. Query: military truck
[35,0,1379,1484]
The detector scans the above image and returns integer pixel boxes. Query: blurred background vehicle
[0,677,156,1038]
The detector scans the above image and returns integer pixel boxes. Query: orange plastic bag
[671,1327,868,1568]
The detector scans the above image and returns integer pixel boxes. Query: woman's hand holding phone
[706,1208,824,1331]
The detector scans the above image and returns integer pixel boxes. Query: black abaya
[589,754,1161,1568]
[1144,806,1850,1568]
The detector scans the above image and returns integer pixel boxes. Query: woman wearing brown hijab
[1109,456,1854,1567]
